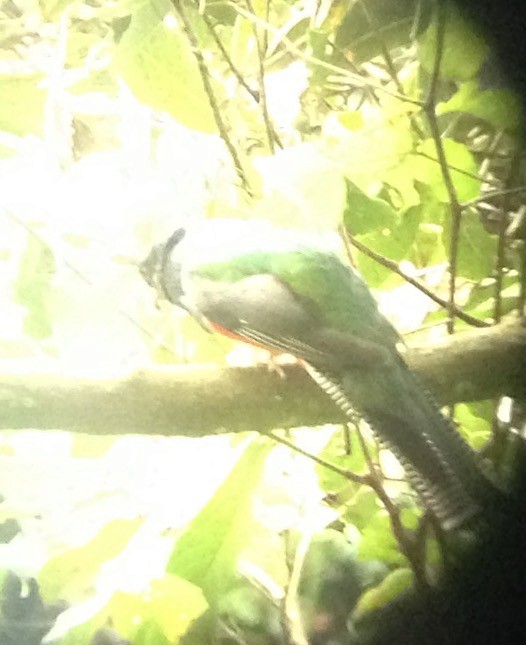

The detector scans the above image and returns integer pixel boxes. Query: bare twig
[494,147,523,322]
[196,4,259,101]
[355,420,379,476]
[356,0,425,140]
[282,531,310,645]
[461,185,526,210]
[243,0,278,152]
[171,0,251,193]
[423,1,462,337]
[273,429,426,582]
[416,151,503,188]
[369,475,427,585]
[347,232,491,328]
[269,430,368,486]
[520,230,526,319]
[338,223,357,268]
[229,2,425,107]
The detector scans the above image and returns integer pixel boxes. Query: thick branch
[0,322,524,436]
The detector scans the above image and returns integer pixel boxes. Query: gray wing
[186,273,390,369]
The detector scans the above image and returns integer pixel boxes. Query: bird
[139,218,506,531]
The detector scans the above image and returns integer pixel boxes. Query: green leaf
[134,620,171,645]
[418,4,488,81]
[38,518,145,603]
[354,205,420,288]
[108,576,207,644]
[54,574,206,645]
[335,0,422,64]
[464,274,520,320]
[344,488,381,532]
[166,436,273,605]
[400,506,421,531]
[413,221,447,267]
[455,401,493,450]
[438,81,521,131]
[13,236,56,339]
[343,181,398,235]
[0,74,46,136]
[148,576,207,642]
[357,513,406,566]
[215,583,282,642]
[352,567,413,620]
[316,427,367,494]
[337,111,365,132]
[413,139,480,203]
[308,28,333,85]
[116,1,218,134]
[441,209,497,281]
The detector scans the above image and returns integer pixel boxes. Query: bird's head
[139,227,187,306]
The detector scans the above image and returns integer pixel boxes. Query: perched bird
[139,219,506,530]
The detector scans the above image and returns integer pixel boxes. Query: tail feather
[306,362,505,529]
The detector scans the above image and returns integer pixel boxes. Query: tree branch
[0,322,524,435]
[347,233,491,328]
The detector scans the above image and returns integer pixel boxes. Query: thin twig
[357,0,425,140]
[519,222,526,319]
[171,0,251,193]
[461,185,526,210]
[494,147,523,321]
[271,432,426,583]
[368,476,427,586]
[416,151,503,188]
[338,223,357,268]
[269,430,368,486]
[282,532,310,645]
[347,233,491,328]
[355,417,428,584]
[196,4,259,101]
[243,0,278,153]
[229,2,425,107]
[355,420,380,477]
[423,1,462,337]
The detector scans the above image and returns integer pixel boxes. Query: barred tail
[305,363,505,530]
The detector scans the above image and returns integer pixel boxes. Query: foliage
[0,0,523,643]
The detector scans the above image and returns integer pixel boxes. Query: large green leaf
[441,208,497,281]
[463,274,520,320]
[0,73,46,136]
[455,401,493,450]
[110,576,207,644]
[357,512,406,566]
[344,488,382,532]
[343,181,398,235]
[116,0,218,133]
[354,205,420,288]
[335,0,424,64]
[438,81,521,132]
[352,567,413,620]
[413,139,480,203]
[166,436,273,605]
[418,4,488,81]
[38,518,144,603]
[55,574,206,645]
